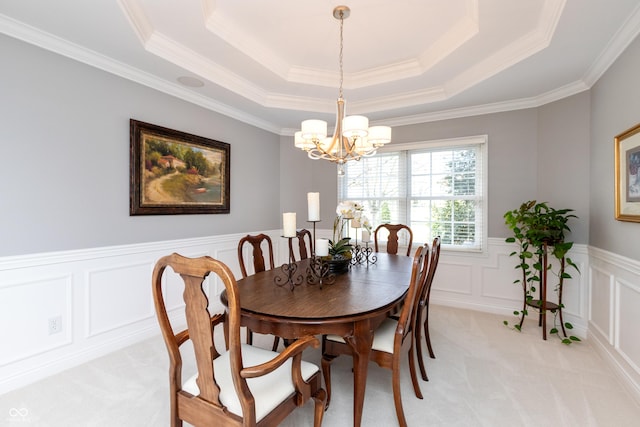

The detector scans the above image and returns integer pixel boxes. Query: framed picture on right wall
[615,122,640,221]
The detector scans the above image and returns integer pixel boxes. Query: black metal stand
[306,255,335,289]
[351,241,377,266]
[274,237,304,291]
[308,220,320,255]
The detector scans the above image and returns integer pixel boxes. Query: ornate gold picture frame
[130,119,230,215]
[615,122,640,221]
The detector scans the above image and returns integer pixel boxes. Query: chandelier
[294,5,392,175]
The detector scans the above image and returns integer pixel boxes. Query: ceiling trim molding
[349,87,448,114]
[117,0,152,44]
[279,79,590,136]
[380,80,590,128]
[202,0,291,81]
[117,0,567,115]
[582,1,640,87]
[3,0,640,138]
[0,13,279,133]
[198,0,480,90]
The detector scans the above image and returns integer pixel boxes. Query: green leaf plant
[503,201,581,344]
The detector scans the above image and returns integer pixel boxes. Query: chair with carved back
[321,244,429,427]
[415,236,441,381]
[288,229,313,261]
[237,234,275,279]
[237,234,281,351]
[152,253,326,427]
[374,224,414,256]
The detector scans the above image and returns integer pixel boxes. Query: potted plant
[503,200,581,344]
[323,201,374,273]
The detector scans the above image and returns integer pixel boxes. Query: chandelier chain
[339,10,344,99]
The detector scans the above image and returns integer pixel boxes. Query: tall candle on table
[307,192,320,221]
[316,238,329,257]
[362,230,370,243]
[283,212,296,237]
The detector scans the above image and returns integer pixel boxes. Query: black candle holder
[308,220,320,256]
[306,256,336,289]
[274,237,305,291]
[351,241,377,266]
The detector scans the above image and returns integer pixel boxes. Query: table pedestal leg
[344,321,373,427]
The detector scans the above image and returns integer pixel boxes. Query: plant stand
[521,242,567,340]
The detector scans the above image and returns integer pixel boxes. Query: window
[338,136,487,252]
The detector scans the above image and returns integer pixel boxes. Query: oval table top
[233,253,413,320]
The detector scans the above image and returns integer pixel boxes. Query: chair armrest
[240,335,319,379]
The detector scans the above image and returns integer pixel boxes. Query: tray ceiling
[1,0,640,133]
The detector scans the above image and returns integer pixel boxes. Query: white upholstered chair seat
[182,343,319,423]
[326,317,398,354]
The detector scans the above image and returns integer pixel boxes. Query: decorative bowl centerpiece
[324,237,352,274]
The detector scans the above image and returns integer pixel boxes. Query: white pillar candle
[316,238,329,257]
[362,230,370,243]
[283,212,296,237]
[307,192,320,221]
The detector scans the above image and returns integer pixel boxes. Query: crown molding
[380,80,589,128]
[582,2,640,86]
[0,13,279,134]
[3,0,640,138]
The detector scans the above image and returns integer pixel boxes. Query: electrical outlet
[48,316,62,335]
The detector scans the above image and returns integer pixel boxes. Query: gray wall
[6,26,639,256]
[537,91,591,243]
[0,35,281,256]
[282,100,592,244]
[279,134,338,228]
[590,33,640,259]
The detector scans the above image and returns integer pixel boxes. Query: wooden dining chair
[152,253,327,427]
[237,234,280,350]
[415,236,441,381]
[237,234,275,278]
[374,223,414,256]
[288,229,313,261]
[321,244,429,427]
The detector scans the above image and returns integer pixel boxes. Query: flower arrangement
[330,201,372,258]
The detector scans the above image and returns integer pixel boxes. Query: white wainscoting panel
[431,239,588,332]
[589,264,614,344]
[0,232,282,394]
[617,278,640,373]
[481,252,523,301]
[86,261,155,338]
[0,275,72,366]
[2,234,639,406]
[588,247,640,403]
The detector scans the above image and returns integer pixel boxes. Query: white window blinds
[338,136,487,252]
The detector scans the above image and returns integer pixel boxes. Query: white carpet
[2,305,639,426]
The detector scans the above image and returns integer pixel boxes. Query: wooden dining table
[225,252,414,427]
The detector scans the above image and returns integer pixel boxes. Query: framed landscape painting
[615,122,640,222]
[130,119,230,215]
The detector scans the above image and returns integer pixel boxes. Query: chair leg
[320,354,336,409]
[415,307,429,381]
[424,305,435,359]
[391,356,408,427]
[272,336,280,351]
[407,341,423,399]
[312,388,327,427]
